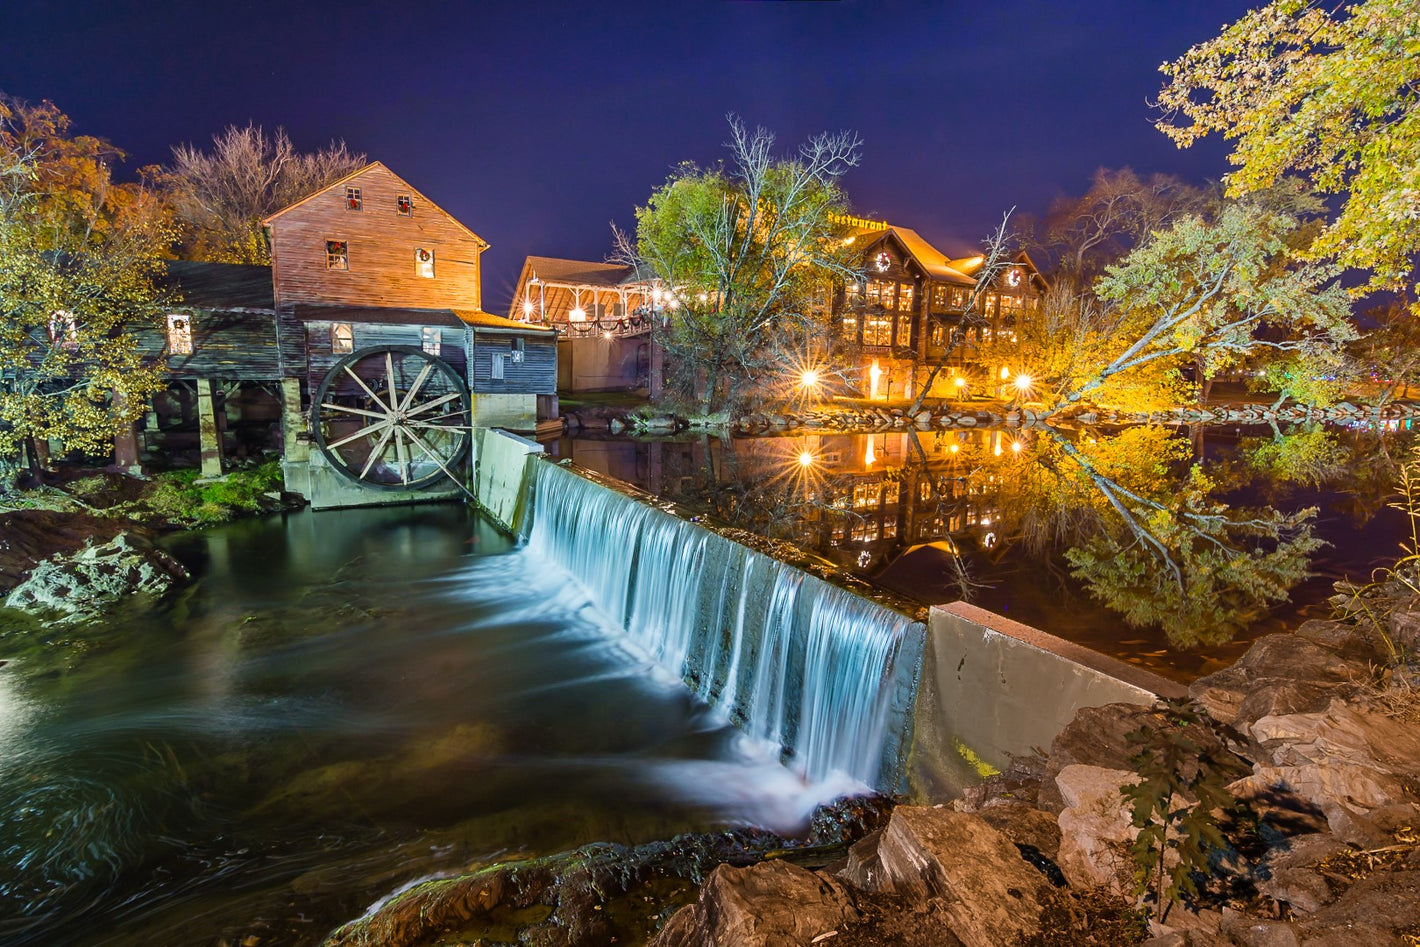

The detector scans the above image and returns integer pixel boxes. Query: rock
[1039,703,1157,813]
[1188,634,1356,729]
[839,806,1046,947]
[1230,763,1409,841]
[1219,908,1301,947]
[651,860,858,947]
[1248,701,1420,775]
[1257,833,1348,915]
[1289,869,1420,946]
[972,801,1062,860]
[1387,606,1420,653]
[3,531,187,621]
[1053,765,1140,895]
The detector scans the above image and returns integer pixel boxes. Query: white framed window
[421,327,440,355]
[326,240,348,270]
[49,310,78,349]
[331,323,353,354]
[397,194,413,216]
[345,186,362,210]
[415,247,434,279]
[166,314,193,355]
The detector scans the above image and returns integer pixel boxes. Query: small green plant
[1333,446,1420,668]
[1122,701,1242,922]
[138,461,284,526]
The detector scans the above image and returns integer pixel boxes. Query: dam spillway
[519,459,926,791]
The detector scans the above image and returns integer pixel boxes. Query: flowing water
[0,504,863,946]
[524,461,921,789]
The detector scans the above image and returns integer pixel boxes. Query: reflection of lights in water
[980,517,991,526]
[1011,440,1023,453]
[865,436,876,466]
[797,451,815,468]
[857,550,872,568]
[949,443,960,454]
[799,369,820,389]
[984,531,998,548]
[0,668,34,752]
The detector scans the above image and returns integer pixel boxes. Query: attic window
[331,323,353,354]
[166,314,193,355]
[326,240,348,270]
[421,327,441,356]
[415,248,434,279]
[345,186,362,211]
[397,195,413,216]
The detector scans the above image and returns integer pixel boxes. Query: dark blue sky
[4,0,1249,311]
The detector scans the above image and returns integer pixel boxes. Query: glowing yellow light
[603,331,613,339]
[999,366,1010,380]
[865,436,877,466]
[800,369,820,388]
[841,236,856,246]
[1011,440,1023,453]
[798,451,815,468]
[570,307,586,322]
[522,300,533,316]
[1014,374,1032,392]
[954,376,966,388]
[949,443,960,454]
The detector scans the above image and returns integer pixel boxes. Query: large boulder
[1052,764,1141,896]
[652,859,858,947]
[1188,634,1359,730]
[838,806,1047,947]
[3,531,187,621]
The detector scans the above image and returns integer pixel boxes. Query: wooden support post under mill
[196,379,224,478]
[111,390,142,475]
[280,378,309,465]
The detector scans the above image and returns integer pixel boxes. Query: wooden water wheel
[312,345,471,490]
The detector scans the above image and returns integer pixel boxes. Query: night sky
[4,0,1249,311]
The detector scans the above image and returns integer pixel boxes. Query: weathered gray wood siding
[470,332,556,394]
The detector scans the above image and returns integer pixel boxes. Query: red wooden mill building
[125,162,558,508]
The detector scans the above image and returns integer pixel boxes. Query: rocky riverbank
[650,608,1420,946]
[0,463,302,626]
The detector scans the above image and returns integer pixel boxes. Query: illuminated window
[845,282,862,304]
[863,314,892,346]
[866,280,893,307]
[883,481,901,504]
[421,326,440,355]
[850,520,880,542]
[49,310,78,349]
[326,240,348,270]
[853,482,879,509]
[415,247,435,278]
[345,186,362,210]
[166,314,193,355]
[952,287,970,308]
[331,323,353,354]
[897,284,914,311]
[841,313,860,340]
[397,194,413,216]
[881,519,897,539]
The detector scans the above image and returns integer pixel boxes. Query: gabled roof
[160,260,275,310]
[519,256,647,287]
[885,227,977,286]
[262,161,489,250]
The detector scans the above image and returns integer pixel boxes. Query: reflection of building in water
[556,430,1022,576]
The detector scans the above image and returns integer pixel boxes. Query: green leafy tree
[0,95,172,481]
[1045,201,1355,415]
[625,117,860,414]
[1157,0,1420,307]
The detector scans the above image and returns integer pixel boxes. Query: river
[0,504,847,946]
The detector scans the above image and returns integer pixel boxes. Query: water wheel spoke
[394,425,411,484]
[359,424,398,480]
[343,364,391,412]
[404,391,463,418]
[398,362,436,413]
[384,352,401,411]
[327,419,391,451]
[321,402,392,421]
[404,425,464,487]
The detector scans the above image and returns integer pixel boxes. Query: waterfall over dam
[520,459,926,791]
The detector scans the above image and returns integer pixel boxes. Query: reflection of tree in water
[652,423,1414,651]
